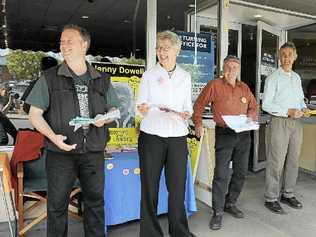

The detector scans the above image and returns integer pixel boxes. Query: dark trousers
[212,127,251,214]
[46,151,105,237]
[138,131,191,237]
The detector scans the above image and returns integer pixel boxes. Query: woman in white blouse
[137,31,195,237]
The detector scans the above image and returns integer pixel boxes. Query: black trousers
[212,127,251,214]
[46,151,105,237]
[138,131,191,237]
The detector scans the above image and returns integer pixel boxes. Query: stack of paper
[222,115,259,133]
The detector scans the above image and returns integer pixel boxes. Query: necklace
[167,65,176,78]
[167,65,176,73]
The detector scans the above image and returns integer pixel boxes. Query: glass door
[253,21,285,171]
[256,21,285,102]
[193,16,242,78]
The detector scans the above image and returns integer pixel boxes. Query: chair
[10,129,82,237]
[17,150,82,236]
[0,152,17,237]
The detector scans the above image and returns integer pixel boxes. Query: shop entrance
[189,1,316,171]
[252,21,285,171]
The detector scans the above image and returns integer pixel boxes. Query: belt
[215,125,250,134]
[215,125,234,132]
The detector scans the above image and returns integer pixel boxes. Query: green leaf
[7,50,45,80]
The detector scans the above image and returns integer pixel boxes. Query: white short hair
[156,31,182,50]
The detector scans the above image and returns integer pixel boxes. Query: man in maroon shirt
[193,55,258,230]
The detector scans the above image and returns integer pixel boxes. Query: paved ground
[1,170,316,237]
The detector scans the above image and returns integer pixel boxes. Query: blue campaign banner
[176,31,214,84]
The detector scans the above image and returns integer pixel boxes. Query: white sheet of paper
[222,114,259,133]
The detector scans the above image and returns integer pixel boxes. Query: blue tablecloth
[104,151,197,226]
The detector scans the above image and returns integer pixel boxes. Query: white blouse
[136,64,193,137]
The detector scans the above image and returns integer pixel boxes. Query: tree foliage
[6,50,45,80]
[120,56,145,65]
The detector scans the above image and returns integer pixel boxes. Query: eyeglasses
[155,46,171,52]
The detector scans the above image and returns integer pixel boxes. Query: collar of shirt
[157,63,178,78]
[221,77,242,88]
[279,67,292,77]
[57,61,101,80]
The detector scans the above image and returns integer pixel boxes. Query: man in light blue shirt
[262,42,309,214]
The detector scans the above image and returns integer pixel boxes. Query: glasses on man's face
[155,46,171,52]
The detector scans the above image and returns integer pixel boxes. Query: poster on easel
[194,127,216,207]
[92,62,145,148]
[187,124,204,182]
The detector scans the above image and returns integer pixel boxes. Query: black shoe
[209,214,222,230]
[264,201,284,214]
[280,196,303,209]
[224,204,244,218]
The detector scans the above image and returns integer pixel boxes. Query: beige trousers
[264,116,303,202]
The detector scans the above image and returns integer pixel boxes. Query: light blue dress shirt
[262,68,306,117]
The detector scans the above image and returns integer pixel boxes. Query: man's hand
[94,119,114,127]
[52,134,77,151]
[287,109,304,118]
[195,125,204,138]
[302,108,311,117]
[137,103,149,116]
[94,108,118,127]
[29,106,77,151]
